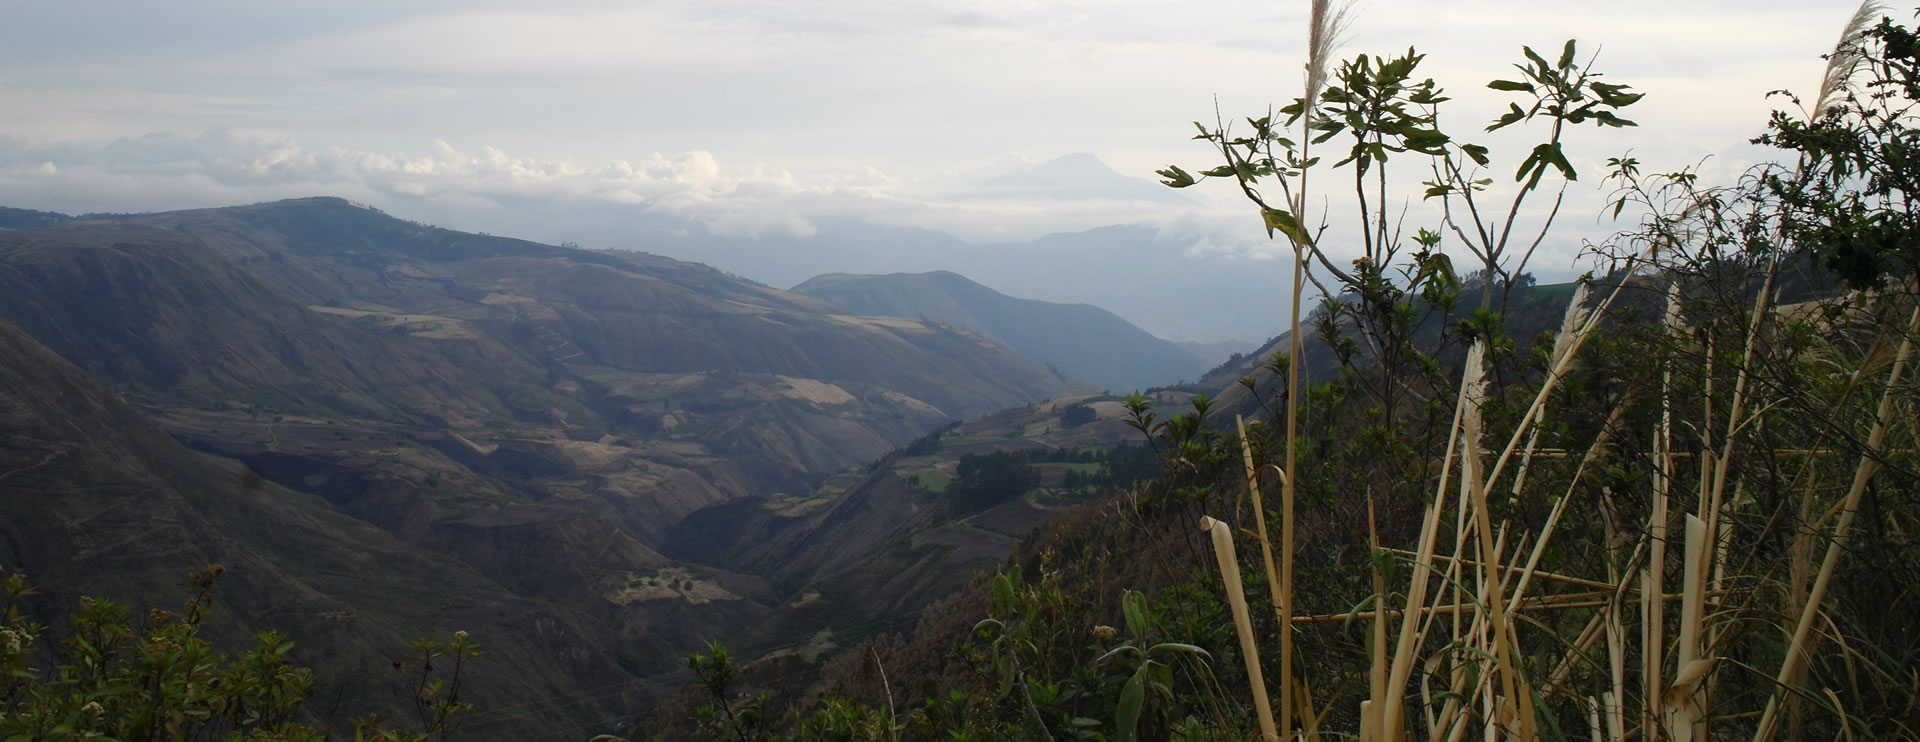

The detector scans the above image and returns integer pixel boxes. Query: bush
[0,567,482,742]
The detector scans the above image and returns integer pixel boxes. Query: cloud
[3,0,1845,175]
[0,0,1868,286]
[0,130,1224,244]
[0,117,1772,290]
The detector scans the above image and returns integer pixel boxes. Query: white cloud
[0,130,1204,242]
[0,0,1872,286]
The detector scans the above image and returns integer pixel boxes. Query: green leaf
[1547,142,1577,181]
[991,573,1016,616]
[1593,110,1638,128]
[1115,667,1147,742]
[1147,642,1212,660]
[1262,209,1312,246]
[1489,102,1527,131]
[1522,45,1552,72]
[1096,646,1142,665]
[1121,590,1150,639]
[1487,79,1534,93]
[1155,165,1197,189]
[1557,39,1577,70]
[1463,143,1491,166]
[1515,145,1546,184]
[1404,129,1450,152]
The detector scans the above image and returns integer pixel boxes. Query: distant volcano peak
[971,153,1192,205]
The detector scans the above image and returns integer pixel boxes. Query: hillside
[792,270,1211,392]
[637,390,1175,727]
[1173,337,1257,368]
[0,316,639,738]
[1192,280,1588,425]
[0,197,1088,726]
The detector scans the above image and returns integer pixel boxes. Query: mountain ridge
[0,196,1091,726]
[791,269,1212,392]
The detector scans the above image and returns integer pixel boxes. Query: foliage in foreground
[667,5,1920,741]
[0,567,480,742]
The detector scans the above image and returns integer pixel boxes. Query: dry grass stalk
[1445,282,1619,740]
[1642,451,1670,742]
[1511,282,1591,497]
[1542,613,1606,696]
[1665,515,1713,742]
[1380,550,1613,590]
[1504,486,1575,616]
[1296,676,1328,740]
[1375,342,1481,742]
[1436,278,1623,741]
[1703,265,1774,577]
[1479,279,1605,490]
[1275,3,1356,735]
[1428,344,1491,740]
[1292,590,1727,624]
[1641,283,1687,742]
[1602,690,1624,742]
[1201,516,1280,742]
[1366,493,1387,742]
[1601,487,1630,742]
[1753,291,1920,742]
[1238,416,1288,634]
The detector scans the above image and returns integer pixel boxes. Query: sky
[0,0,1871,335]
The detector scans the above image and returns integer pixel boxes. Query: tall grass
[1190,3,1915,740]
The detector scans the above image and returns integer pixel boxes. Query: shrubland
[646,3,1920,740]
[0,568,480,741]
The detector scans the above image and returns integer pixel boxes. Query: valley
[0,197,1129,735]
[5,4,1914,739]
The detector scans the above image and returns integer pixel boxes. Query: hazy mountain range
[0,197,1102,733]
[317,153,1291,345]
[0,194,1315,736]
[793,270,1226,392]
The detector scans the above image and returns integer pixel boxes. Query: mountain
[654,391,1169,672]
[792,270,1211,392]
[1194,280,1590,427]
[0,197,1088,726]
[494,205,1294,343]
[963,153,1194,204]
[1173,338,1256,368]
[0,315,637,737]
[0,206,71,231]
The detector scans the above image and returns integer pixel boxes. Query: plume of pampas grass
[1512,283,1595,495]
[1550,282,1595,370]
[1816,1,1887,114]
[1303,0,1357,115]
